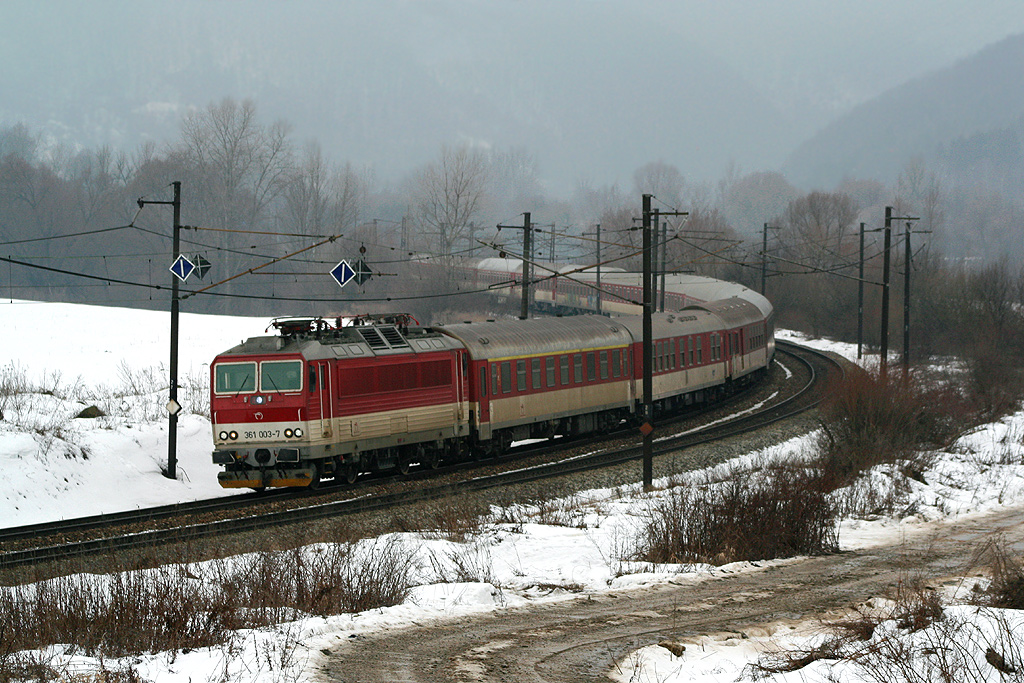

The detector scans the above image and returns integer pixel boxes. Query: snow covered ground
[0,299,267,525]
[2,301,1023,682]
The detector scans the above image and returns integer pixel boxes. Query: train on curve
[210,275,774,489]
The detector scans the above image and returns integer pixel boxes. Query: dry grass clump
[0,537,416,677]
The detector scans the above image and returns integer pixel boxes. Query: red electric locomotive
[211,314,469,489]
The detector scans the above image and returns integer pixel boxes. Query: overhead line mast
[640,196,687,491]
[137,181,183,481]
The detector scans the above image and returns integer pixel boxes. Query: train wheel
[496,431,513,456]
[342,464,359,485]
[396,455,412,476]
[425,449,441,470]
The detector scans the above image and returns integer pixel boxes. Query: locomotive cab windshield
[260,360,303,393]
[215,362,256,394]
[214,359,303,394]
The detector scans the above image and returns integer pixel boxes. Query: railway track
[0,341,840,574]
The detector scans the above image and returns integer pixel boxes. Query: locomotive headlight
[253,395,266,405]
[219,431,229,441]
[229,431,238,440]
[284,429,293,438]
[294,428,303,438]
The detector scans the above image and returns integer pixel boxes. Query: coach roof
[436,315,634,361]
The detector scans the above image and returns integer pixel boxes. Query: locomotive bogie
[217,464,318,489]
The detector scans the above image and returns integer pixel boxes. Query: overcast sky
[3,1,1024,188]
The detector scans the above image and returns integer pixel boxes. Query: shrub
[751,562,1024,683]
[0,537,417,665]
[633,466,839,566]
[971,540,1024,610]
[815,368,975,489]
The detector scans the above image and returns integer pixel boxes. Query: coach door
[314,361,333,439]
[729,331,743,375]
[478,363,491,425]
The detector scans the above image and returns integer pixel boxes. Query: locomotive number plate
[245,430,282,440]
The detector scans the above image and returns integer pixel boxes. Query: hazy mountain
[783,33,1024,189]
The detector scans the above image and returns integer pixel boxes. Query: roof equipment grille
[379,326,410,348]
[357,326,410,349]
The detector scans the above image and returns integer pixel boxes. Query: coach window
[532,358,542,389]
[546,357,556,387]
[492,363,500,394]
[560,355,570,385]
[574,354,583,383]
[517,360,527,391]
[480,366,487,397]
[600,350,609,379]
[612,349,621,378]
[697,337,703,364]
[586,352,596,382]
[501,362,512,394]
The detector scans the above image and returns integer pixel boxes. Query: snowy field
[2,301,1023,682]
[0,299,269,525]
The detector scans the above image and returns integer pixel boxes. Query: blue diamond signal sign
[169,254,196,282]
[331,260,356,288]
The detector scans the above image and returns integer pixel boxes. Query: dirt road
[315,506,1024,683]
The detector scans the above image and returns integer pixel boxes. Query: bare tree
[331,162,364,236]
[0,123,36,162]
[415,144,489,266]
[775,191,859,337]
[721,170,799,238]
[69,146,117,227]
[596,204,640,270]
[284,142,332,236]
[488,146,542,214]
[632,161,684,208]
[782,191,858,269]
[668,207,740,280]
[178,98,294,231]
